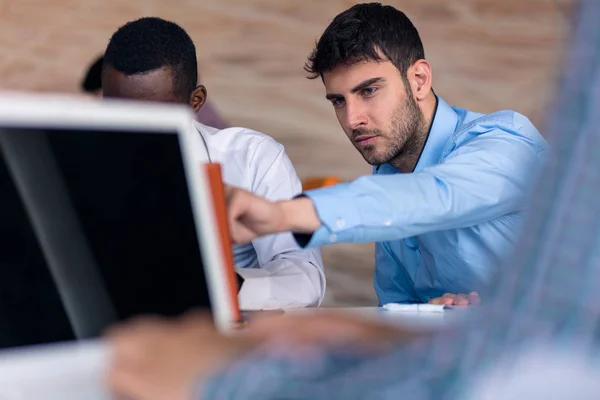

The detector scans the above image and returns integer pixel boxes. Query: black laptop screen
[0,127,211,349]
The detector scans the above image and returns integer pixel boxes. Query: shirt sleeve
[237,136,325,310]
[198,340,445,400]
[301,128,545,248]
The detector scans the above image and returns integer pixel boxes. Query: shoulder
[195,121,284,158]
[193,122,296,193]
[452,108,548,156]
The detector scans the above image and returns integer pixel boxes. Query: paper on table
[382,303,447,313]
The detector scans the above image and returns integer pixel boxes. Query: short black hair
[81,55,104,92]
[305,3,425,80]
[103,17,198,99]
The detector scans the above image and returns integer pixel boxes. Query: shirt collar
[413,95,459,172]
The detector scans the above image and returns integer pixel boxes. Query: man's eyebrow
[325,77,385,100]
[350,77,384,93]
[325,93,343,101]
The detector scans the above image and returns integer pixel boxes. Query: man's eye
[362,87,377,96]
[331,98,344,107]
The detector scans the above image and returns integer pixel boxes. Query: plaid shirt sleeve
[199,0,600,398]
[199,339,458,400]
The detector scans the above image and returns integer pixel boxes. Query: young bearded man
[225,3,548,305]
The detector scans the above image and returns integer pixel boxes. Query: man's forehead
[102,66,178,101]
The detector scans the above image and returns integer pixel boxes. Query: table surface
[284,306,471,331]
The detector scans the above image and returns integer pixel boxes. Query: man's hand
[105,312,252,400]
[428,292,480,306]
[226,186,287,243]
[105,310,424,400]
[244,311,427,353]
[226,186,321,243]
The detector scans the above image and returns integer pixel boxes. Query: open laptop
[0,92,241,398]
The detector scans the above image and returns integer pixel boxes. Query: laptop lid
[0,93,241,350]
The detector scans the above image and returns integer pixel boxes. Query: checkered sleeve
[198,339,460,400]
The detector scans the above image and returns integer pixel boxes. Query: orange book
[302,176,342,191]
[203,163,243,326]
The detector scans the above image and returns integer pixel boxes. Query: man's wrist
[276,196,321,234]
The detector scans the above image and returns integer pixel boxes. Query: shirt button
[329,234,337,242]
[384,218,392,226]
[336,218,345,228]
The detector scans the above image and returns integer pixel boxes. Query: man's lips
[355,135,378,145]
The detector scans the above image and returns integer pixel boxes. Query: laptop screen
[0,127,211,349]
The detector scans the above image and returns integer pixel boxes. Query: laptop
[0,92,241,398]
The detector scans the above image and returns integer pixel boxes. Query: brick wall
[0,0,574,305]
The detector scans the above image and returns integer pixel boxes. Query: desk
[284,306,470,331]
[0,340,111,400]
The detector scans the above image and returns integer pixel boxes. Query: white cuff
[236,268,273,311]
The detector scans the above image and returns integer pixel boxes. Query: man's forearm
[276,196,321,234]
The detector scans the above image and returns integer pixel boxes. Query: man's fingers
[230,221,256,244]
[226,189,260,244]
[106,363,149,400]
[429,294,455,305]
[468,291,481,305]
[454,294,469,306]
[244,313,329,342]
[246,313,364,342]
[441,296,455,305]
[179,309,213,324]
[224,185,242,204]
[227,192,249,243]
[430,292,480,306]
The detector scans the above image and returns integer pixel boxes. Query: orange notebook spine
[203,163,243,324]
[302,176,342,191]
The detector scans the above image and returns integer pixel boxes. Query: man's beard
[352,94,425,167]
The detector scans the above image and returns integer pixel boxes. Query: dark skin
[101,65,207,112]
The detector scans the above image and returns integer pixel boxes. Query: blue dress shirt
[299,96,548,304]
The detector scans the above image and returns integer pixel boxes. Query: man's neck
[390,93,438,173]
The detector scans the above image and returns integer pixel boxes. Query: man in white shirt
[100,17,324,310]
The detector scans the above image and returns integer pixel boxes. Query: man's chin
[360,151,389,167]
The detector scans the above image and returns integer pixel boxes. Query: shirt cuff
[299,184,361,247]
[236,268,272,310]
[236,272,245,292]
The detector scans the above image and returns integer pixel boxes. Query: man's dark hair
[103,17,198,99]
[305,3,425,80]
[81,55,104,93]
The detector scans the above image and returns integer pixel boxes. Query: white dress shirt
[191,121,325,310]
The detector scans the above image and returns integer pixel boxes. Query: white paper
[382,303,446,313]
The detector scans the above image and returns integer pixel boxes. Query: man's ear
[190,85,207,112]
[407,60,432,102]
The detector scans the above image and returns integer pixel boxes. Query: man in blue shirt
[227,3,548,305]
